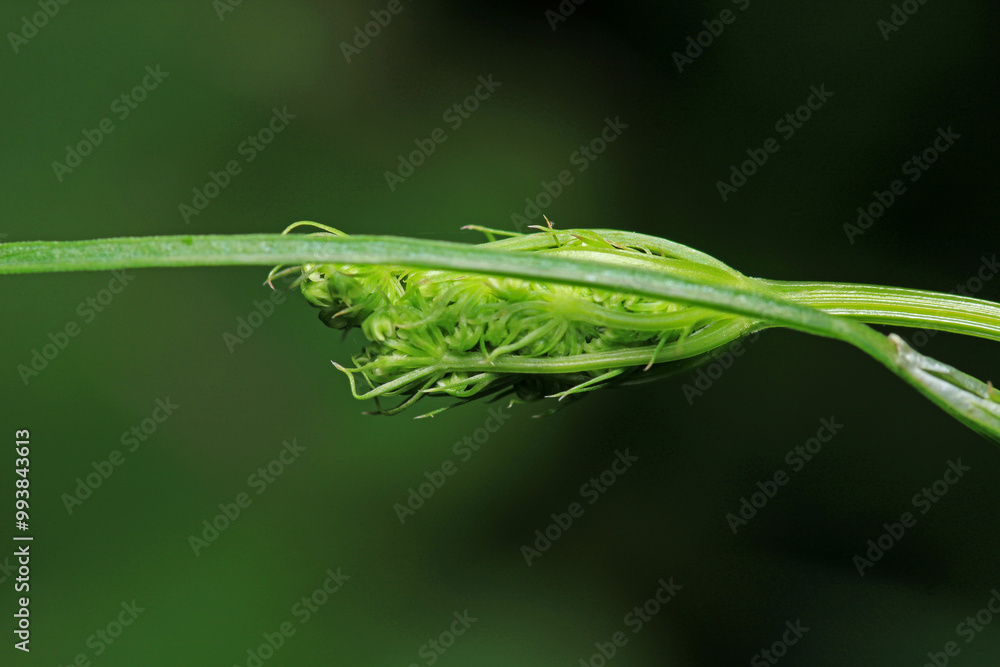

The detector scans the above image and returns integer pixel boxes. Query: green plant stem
[766,280,1000,343]
[2,233,998,441]
[362,319,760,377]
[0,233,895,348]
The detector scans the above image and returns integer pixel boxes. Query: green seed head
[273,222,760,416]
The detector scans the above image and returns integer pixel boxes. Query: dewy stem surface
[1,231,998,441]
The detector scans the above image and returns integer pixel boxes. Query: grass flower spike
[270,221,762,416]
[267,222,1000,433]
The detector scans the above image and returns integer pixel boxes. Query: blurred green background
[3,1,1000,664]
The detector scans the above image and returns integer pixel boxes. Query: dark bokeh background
[3,1,1000,665]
